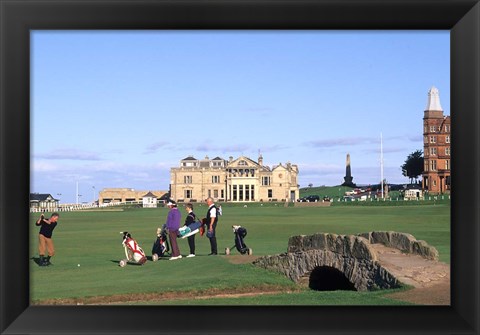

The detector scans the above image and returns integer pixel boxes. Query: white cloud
[35,148,102,160]
[304,136,380,148]
[144,141,173,154]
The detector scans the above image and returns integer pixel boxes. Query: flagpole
[380,133,384,199]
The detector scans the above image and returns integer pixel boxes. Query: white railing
[29,200,144,213]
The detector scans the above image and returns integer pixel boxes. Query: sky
[30,30,450,204]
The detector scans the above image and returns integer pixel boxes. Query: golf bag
[178,220,203,239]
[120,232,147,265]
[152,227,170,259]
[225,225,252,255]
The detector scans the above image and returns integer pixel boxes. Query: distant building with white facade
[29,193,59,211]
[98,188,168,205]
[142,191,158,208]
[170,155,299,203]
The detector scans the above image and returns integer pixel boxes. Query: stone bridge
[253,231,442,291]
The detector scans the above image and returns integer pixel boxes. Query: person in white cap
[165,200,182,260]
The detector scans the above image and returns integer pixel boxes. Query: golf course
[30,199,450,305]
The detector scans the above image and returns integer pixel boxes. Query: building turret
[424,86,444,119]
[425,86,443,111]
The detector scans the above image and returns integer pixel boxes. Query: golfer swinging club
[35,212,59,266]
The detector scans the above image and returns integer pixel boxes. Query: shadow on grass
[109,259,144,266]
[31,257,41,266]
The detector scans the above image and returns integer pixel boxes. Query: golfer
[205,197,219,255]
[35,212,59,266]
[165,200,182,260]
[184,203,198,258]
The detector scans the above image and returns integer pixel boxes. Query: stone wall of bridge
[253,231,439,291]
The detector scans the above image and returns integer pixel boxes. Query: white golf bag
[120,232,147,266]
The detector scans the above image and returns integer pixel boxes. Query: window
[433,180,437,187]
[238,160,247,166]
[262,176,271,186]
[239,185,244,201]
[430,147,437,156]
[221,190,224,198]
[445,147,450,156]
[185,190,192,198]
[268,189,273,198]
[445,135,450,143]
[184,176,192,184]
[429,126,436,132]
[430,160,437,171]
[251,185,255,201]
[212,175,220,183]
[445,159,450,170]
[424,162,428,172]
[245,185,250,201]
[214,189,218,198]
[429,136,436,143]
[233,185,237,201]
[445,125,450,132]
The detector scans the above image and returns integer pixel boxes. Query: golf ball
[77,264,80,267]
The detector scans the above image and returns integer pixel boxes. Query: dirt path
[34,286,297,305]
[370,243,450,305]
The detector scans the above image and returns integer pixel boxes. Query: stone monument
[341,153,356,187]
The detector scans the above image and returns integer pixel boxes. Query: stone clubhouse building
[170,155,300,203]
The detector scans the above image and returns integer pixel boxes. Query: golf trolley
[225,225,252,255]
[119,231,147,267]
[152,226,170,261]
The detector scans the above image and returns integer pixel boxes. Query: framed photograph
[1,0,478,334]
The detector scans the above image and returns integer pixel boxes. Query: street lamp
[56,193,62,210]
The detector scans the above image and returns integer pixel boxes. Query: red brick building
[422,87,451,194]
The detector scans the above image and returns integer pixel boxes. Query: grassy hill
[299,185,407,201]
[299,185,354,200]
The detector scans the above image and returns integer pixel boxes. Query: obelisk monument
[342,153,356,187]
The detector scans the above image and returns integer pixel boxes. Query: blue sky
[31,30,450,204]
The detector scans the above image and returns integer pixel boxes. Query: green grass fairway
[30,202,450,305]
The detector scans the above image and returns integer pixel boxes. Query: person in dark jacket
[205,197,218,255]
[35,212,59,266]
[184,203,198,258]
[165,200,182,260]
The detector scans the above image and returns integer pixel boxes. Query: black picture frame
[1,0,478,334]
